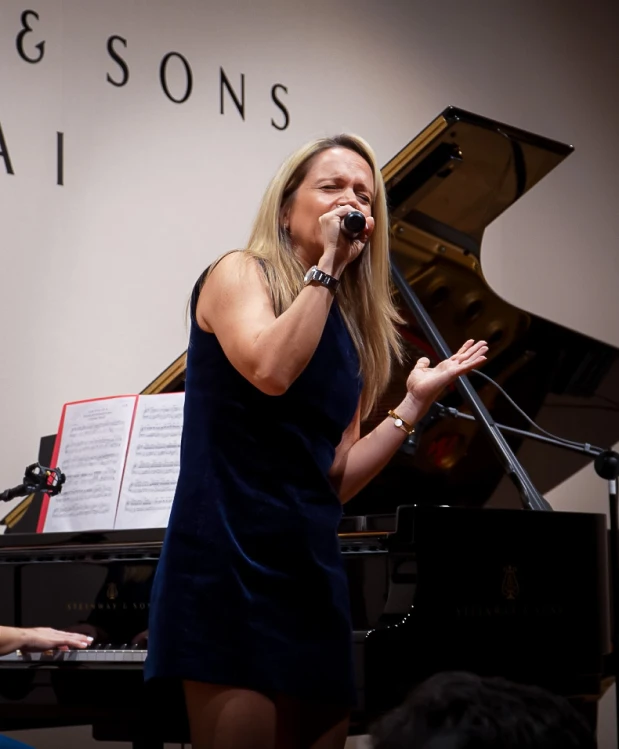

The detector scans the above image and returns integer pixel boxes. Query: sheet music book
[37,392,185,533]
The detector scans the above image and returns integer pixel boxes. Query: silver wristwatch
[303,265,339,291]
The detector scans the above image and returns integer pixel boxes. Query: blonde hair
[207,134,404,420]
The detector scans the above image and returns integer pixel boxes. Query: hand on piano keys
[17,626,94,654]
[0,625,94,656]
[130,629,148,649]
[0,642,148,666]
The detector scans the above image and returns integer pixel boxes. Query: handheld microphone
[341,210,366,237]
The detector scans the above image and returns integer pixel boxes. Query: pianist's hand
[63,622,106,643]
[19,626,93,653]
[131,629,149,648]
[405,339,488,408]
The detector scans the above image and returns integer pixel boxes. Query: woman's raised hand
[405,340,488,408]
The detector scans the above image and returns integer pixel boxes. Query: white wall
[1,0,617,483]
[1,0,617,496]
[0,0,617,746]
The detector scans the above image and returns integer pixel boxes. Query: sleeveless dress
[144,267,363,706]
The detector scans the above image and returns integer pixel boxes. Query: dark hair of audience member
[369,671,596,749]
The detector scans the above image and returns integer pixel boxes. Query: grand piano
[0,107,617,747]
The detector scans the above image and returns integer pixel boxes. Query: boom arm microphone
[0,463,66,502]
[341,211,366,237]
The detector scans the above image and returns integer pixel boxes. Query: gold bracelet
[388,409,415,436]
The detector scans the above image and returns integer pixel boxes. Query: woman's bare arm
[197,252,339,395]
[329,340,488,502]
[328,396,423,503]
[328,397,424,503]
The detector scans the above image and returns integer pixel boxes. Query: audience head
[369,671,596,749]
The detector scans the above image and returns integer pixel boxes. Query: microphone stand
[434,402,619,736]
[0,463,65,502]
[390,259,551,511]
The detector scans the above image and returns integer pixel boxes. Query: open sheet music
[37,393,184,533]
[113,394,184,530]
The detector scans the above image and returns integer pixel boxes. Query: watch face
[304,266,316,284]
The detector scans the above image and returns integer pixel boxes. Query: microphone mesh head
[344,211,366,234]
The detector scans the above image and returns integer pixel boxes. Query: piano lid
[384,106,573,259]
[383,107,574,370]
[133,107,619,512]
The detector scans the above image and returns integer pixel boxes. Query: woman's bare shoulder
[206,249,264,285]
[196,250,270,331]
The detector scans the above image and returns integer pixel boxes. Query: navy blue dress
[145,266,362,705]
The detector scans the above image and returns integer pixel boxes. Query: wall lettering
[106,35,129,87]
[12,10,289,128]
[57,131,64,186]
[160,52,193,104]
[5,7,292,184]
[0,122,15,175]
[220,68,245,120]
[15,9,45,64]
[271,84,289,131]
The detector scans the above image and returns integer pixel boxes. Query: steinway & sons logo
[67,600,150,612]
[1,9,292,184]
[106,583,118,601]
[67,583,149,612]
[501,565,519,600]
[455,564,564,619]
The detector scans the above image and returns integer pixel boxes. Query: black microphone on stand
[0,463,66,502]
[341,211,366,237]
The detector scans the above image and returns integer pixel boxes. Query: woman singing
[145,134,487,749]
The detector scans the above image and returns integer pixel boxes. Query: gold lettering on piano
[106,583,118,600]
[66,601,150,611]
[501,565,519,600]
[455,603,564,618]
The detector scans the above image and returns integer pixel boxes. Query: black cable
[469,370,602,451]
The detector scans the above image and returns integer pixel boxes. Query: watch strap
[304,266,339,291]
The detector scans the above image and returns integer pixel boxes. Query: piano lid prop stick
[389,257,551,512]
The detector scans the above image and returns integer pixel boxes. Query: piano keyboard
[0,647,147,666]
